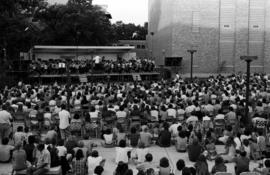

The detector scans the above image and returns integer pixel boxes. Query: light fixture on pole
[150,32,154,59]
[240,56,257,125]
[187,49,197,82]
[162,49,166,65]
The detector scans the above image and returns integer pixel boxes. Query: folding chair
[240,172,260,175]
[90,117,100,138]
[215,173,232,175]
[130,115,141,130]
[214,118,226,137]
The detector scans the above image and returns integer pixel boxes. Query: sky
[47,0,148,26]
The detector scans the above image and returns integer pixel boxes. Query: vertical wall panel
[220,0,235,67]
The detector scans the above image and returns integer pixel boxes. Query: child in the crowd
[158,157,171,175]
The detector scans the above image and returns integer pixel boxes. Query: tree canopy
[112,21,147,40]
[0,0,147,61]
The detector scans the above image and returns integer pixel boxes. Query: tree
[112,21,147,40]
[35,1,114,46]
[0,0,47,60]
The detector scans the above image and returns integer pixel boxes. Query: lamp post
[150,32,154,59]
[240,56,257,125]
[187,49,197,82]
[162,49,166,60]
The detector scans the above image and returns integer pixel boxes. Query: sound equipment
[165,57,182,67]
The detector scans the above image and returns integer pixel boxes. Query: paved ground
[0,140,261,175]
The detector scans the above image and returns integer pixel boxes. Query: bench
[15,166,62,175]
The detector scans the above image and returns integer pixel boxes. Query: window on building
[192,11,200,33]
[224,25,230,28]
[141,45,145,49]
[137,45,141,49]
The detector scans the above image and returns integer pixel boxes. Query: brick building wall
[148,0,270,73]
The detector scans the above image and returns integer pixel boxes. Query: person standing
[0,104,13,139]
[59,104,71,140]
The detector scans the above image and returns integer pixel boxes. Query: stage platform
[28,72,160,83]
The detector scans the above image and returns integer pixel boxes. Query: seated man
[0,137,14,163]
[28,143,51,175]
[136,153,156,172]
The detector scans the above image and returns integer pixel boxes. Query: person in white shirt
[89,106,99,119]
[56,139,67,157]
[169,120,181,138]
[134,142,149,163]
[167,104,177,118]
[116,106,127,119]
[0,104,13,139]
[87,150,105,175]
[58,104,71,140]
[115,140,132,164]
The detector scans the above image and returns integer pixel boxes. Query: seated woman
[158,122,171,148]
[70,113,82,136]
[12,142,31,172]
[205,140,216,160]
[0,138,14,163]
[219,136,236,163]
[115,140,133,164]
[72,149,86,175]
[175,131,187,152]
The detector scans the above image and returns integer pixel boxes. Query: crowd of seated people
[1,73,270,175]
[29,57,155,75]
